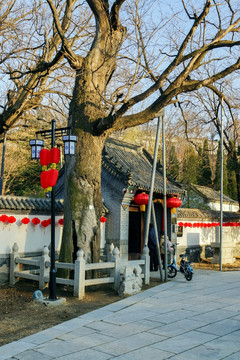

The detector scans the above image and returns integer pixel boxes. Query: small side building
[100,138,185,260]
[177,185,240,264]
[56,138,185,261]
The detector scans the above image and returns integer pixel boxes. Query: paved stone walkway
[1,269,240,359]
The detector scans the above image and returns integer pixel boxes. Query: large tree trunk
[60,132,105,266]
[59,55,114,265]
[58,2,127,268]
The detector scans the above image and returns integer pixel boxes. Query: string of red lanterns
[0,215,63,227]
[178,222,240,228]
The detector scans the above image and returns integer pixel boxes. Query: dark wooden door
[128,207,144,260]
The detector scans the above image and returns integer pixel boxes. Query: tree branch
[46,0,82,69]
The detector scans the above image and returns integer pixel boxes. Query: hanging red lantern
[8,216,16,224]
[41,171,49,189]
[166,197,182,209]
[41,219,50,228]
[40,148,50,168]
[50,147,60,167]
[178,222,184,227]
[32,217,40,226]
[58,218,64,226]
[21,217,30,225]
[100,216,107,223]
[134,193,149,205]
[0,215,9,222]
[48,168,59,187]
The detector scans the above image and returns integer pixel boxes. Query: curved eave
[128,179,185,196]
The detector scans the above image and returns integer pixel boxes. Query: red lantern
[178,222,184,227]
[0,215,9,222]
[166,197,182,209]
[58,218,64,226]
[40,148,50,167]
[32,217,40,226]
[48,169,59,187]
[134,193,149,205]
[41,219,50,228]
[41,171,49,189]
[50,147,60,165]
[100,216,107,223]
[8,216,16,224]
[47,218,51,225]
[21,217,30,225]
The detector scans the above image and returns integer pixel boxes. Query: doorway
[128,206,144,260]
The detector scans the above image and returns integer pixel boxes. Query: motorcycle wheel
[168,265,177,278]
[185,268,193,281]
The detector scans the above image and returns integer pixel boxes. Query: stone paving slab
[2,269,240,360]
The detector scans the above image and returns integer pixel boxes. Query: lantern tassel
[44,187,52,193]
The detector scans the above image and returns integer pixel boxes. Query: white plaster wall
[209,202,239,212]
[177,221,240,249]
[0,213,63,256]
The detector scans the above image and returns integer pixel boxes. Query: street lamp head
[29,139,45,159]
[62,135,77,156]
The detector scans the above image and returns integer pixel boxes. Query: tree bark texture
[60,18,126,264]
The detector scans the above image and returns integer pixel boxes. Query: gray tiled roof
[191,184,238,204]
[177,207,240,221]
[103,138,184,195]
[0,195,64,213]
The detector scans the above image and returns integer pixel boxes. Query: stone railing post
[107,243,114,276]
[39,246,50,290]
[107,243,114,262]
[74,249,85,299]
[141,245,150,284]
[113,246,121,291]
[10,243,20,285]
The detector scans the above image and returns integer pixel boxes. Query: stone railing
[9,243,150,299]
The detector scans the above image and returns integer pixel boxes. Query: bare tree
[0,0,93,134]
[178,78,240,206]
[41,0,240,264]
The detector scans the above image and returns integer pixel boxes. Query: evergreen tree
[167,145,179,180]
[197,139,212,186]
[213,141,228,194]
[227,153,238,200]
[181,146,198,208]
[181,146,198,185]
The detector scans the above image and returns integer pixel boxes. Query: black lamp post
[30,119,77,300]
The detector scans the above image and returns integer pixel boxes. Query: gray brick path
[1,269,240,360]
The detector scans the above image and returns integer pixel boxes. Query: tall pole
[143,113,163,247]
[162,112,168,282]
[151,200,163,281]
[49,119,57,299]
[220,99,223,271]
[0,130,7,195]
